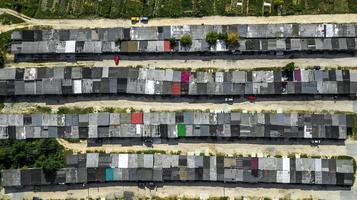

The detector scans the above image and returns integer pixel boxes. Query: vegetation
[0,101,4,112]
[352,114,357,140]
[180,34,192,47]
[206,32,219,46]
[57,106,94,114]
[65,138,81,143]
[225,32,239,49]
[149,196,200,200]
[274,0,284,6]
[0,139,66,173]
[0,13,25,25]
[0,29,13,68]
[169,38,177,49]
[0,0,356,18]
[28,105,52,114]
[283,62,295,72]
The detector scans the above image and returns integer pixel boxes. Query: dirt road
[2,100,355,114]
[58,138,350,157]
[6,57,357,70]
[1,184,344,200]
[2,8,357,32]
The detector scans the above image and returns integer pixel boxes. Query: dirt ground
[6,57,357,70]
[2,8,357,32]
[58,138,350,157]
[0,184,343,200]
[1,100,355,114]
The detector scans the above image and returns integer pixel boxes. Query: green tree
[225,32,240,49]
[0,52,4,68]
[206,32,219,46]
[283,62,295,72]
[0,139,66,172]
[169,37,177,49]
[274,0,284,6]
[218,32,228,41]
[180,34,192,47]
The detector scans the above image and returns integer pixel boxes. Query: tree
[206,32,219,46]
[0,139,66,172]
[180,34,192,47]
[218,32,228,41]
[169,37,177,49]
[274,0,284,6]
[225,32,240,49]
[283,62,295,72]
[0,52,4,68]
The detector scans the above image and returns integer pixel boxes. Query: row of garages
[11,38,357,54]
[0,67,357,96]
[1,154,354,187]
[0,112,351,140]
[11,24,357,42]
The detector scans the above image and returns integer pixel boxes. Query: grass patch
[0,13,25,25]
[65,138,81,143]
[27,105,52,114]
[0,0,356,19]
[57,106,94,114]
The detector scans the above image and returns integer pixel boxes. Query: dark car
[143,138,153,147]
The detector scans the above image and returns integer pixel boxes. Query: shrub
[218,32,228,41]
[57,106,94,114]
[206,32,219,46]
[0,52,4,68]
[180,34,192,47]
[225,32,240,49]
[169,37,177,49]
[32,105,52,113]
[0,101,4,111]
[283,62,295,72]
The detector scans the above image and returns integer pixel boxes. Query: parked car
[143,138,153,147]
[138,182,145,188]
[246,95,257,101]
[224,97,234,104]
[310,139,321,146]
[140,16,149,22]
[131,17,140,23]
[313,65,321,70]
[146,182,156,190]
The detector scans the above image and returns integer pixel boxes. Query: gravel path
[2,8,357,32]
[6,57,357,70]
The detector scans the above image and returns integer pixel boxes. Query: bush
[31,105,52,113]
[218,32,228,41]
[283,62,295,72]
[180,34,192,47]
[0,52,4,68]
[225,32,240,49]
[169,37,177,49]
[57,106,94,114]
[206,32,219,46]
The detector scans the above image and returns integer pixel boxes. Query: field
[0,0,356,19]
